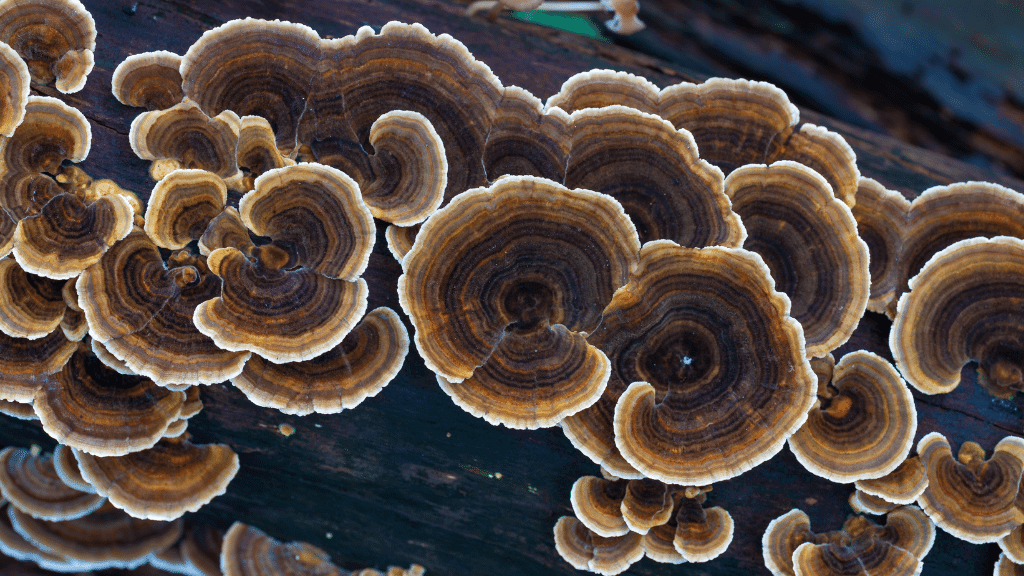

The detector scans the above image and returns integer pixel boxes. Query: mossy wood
[3,0,1023,575]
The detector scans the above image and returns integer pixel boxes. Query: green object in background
[509,10,610,41]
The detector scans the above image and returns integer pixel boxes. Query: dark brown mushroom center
[819,391,857,421]
[254,244,292,273]
[501,280,555,331]
[981,345,1024,389]
[636,321,721,401]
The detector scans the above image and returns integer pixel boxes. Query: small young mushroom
[855,454,929,506]
[144,169,227,250]
[110,51,184,110]
[672,491,733,563]
[619,478,673,535]
[0,447,105,521]
[570,475,629,537]
[0,0,96,93]
[220,522,346,576]
[553,516,643,576]
[130,100,241,180]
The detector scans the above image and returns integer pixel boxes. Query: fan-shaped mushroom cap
[129,100,241,179]
[997,553,1024,576]
[78,230,250,386]
[399,176,638,428]
[851,178,910,314]
[570,476,629,537]
[849,490,898,516]
[791,537,920,576]
[673,495,733,562]
[90,338,134,376]
[0,328,75,403]
[0,42,29,137]
[565,105,743,247]
[658,78,799,173]
[1000,525,1024,564]
[111,51,183,110]
[231,307,408,415]
[7,501,183,569]
[59,280,85,341]
[570,240,813,484]
[385,224,417,265]
[162,417,188,439]
[52,445,94,494]
[74,436,238,521]
[483,86,569,183]
[546,69,659,115]
[179,387,202,420]
[765,123,860,207]
[181,524,222,576]
[0,0,95,93]
[643,522,684,564]
[33,347,185,456]
[0,257,66,339]
[235,116,293,192]
[553,516,643,576]
[0,399,35,420]
[0,502,85,572]
[724,161,869,357]
[220,522,345,576]
[763,509,817,576]
[916,432,1024,543]
[856,455,929,506]
[144,170,226,250]
[0,447,104,521]
[361,110,446,226]
[788,351,916,482]
[871,506,936,560]
[197,207,253,257]
[892,236,1024,396]
[619,479,673,535]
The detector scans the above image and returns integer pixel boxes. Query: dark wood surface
[4,1,1024,575]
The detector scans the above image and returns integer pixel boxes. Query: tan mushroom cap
[0,502,84,572]
[571,240,813,485]
[144,169,226,250]
[856,455,929,506]
[399,176,638,428]
[619,479,673,535]
[1000,524,1024,564]
[0,257,65,339]
[553,516,643,576]
[916,432,1024,543]
[643,521,684,565]
[52,445,93,494]
[791,537,920,576]
[566,105,744,247]
[161,418,188,439]
[33,346,185,456]
[725,161,869,357]
[235,116,293,192]
[762,509,817,576]
[997,553,1024,576]
[851,178,910,314]
[111,51,184,110]
[570,476,629,537]
[197,206,254,257]
[179,386,202,419]
[59,278,85,341]
[385,224,417,265]
[7,501,183,569]
[871,506,936,560]
[788,351,916,482]
[0,42,29,137]
[130,100,241,180]
[78,229,251,386]
[0,0,95,93]
[220,522,345,576]
[0,447,105,521]
[891,236,1024,395]
[74,435,238,521]
[241,164,375,281]
[232,306,407,415]
[0,328,75,403]
[0,399,36,420]
[483,86,569,183]
[765,123,860,208]
[849,490,898,516]
[673,494,733,562]
[181,524,223,576]
[545,70,660,116]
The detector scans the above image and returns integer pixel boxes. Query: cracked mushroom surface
[220,522,345,576]
[788,351,916,483]
[565,240,814,483]
[399,175,639,429]
[553,516,643,576]
[891,236,1024,396]
[0,447,104,521]
[0,0,95,93]
[110,51,184,110]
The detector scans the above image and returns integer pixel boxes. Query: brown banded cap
[851,178,911,315]
[399,176,639,429]
[220,522,345,576]
[0,0,95,93]
[997,553,1024,576]
[672,493,733,562]
[643,522,684,565]
[198,207,254,257]
[658,78,799,173]
[0,328,75,403]
[78,229,251,386]
[111,51,184,110]
[545,70,660,115]
[856,455,929,506]
[619,479,673,535]
[74,436,238,521]
[235,116,294,192]
[1,207,14,258]
[179,387,202,419]
[0,399,36,420]
[90,338,135,376]
[565,105,744,247]
[130,100,241,180]
[569,240,813,485]
[0,41,29,137]
[569,475,629,537]
[788,351,916,483]
[33,346,185,456]
[144,169,227,250]
[553,516,643,576]
[162,418,188,439]
[181,524,223,576]
[765,123,860,207]
[0,257,66,339]
[0,502,83,572]
[7,501,183,569]
[791,537,919,576]
[762,509,819,576]
[231,307,408,415]
[52,444,94,494]
[866,506,936,560]
[724,161,869,358]
[849,490,898,516]
[60,280,86,341]
[916,432,1024,543]
[891,236,1024,396]
[484,86,569,183]
[385,224,417,265]
[1000,524,1024,564]
[0,447,105,521]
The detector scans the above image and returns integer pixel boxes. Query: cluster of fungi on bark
[1,0,1024,575]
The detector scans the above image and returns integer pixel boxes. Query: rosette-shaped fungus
[851,178,910,314]
[788,351,916,482]
[0,0,95,93]
[0,41,29,137]
[78,229,250,386]
[194,164,374,363]
[891,236,1024,396]
[111,51,184,110]
[671,491,733,562]
[856,454,929,506]
[399,175,640,429]
[724,162,869,358]
[144,170,227,250]
[231,307,408,415]
[570,475,629,537]
[220,522,345,576]
[33,346,186,456]
[553,516,643,576]
[915,432,1024,543]
[0,447,104,521]
[619,478,673,534]
[73,435,238,520]
[564,240,814,483]
[129,100,241,180]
